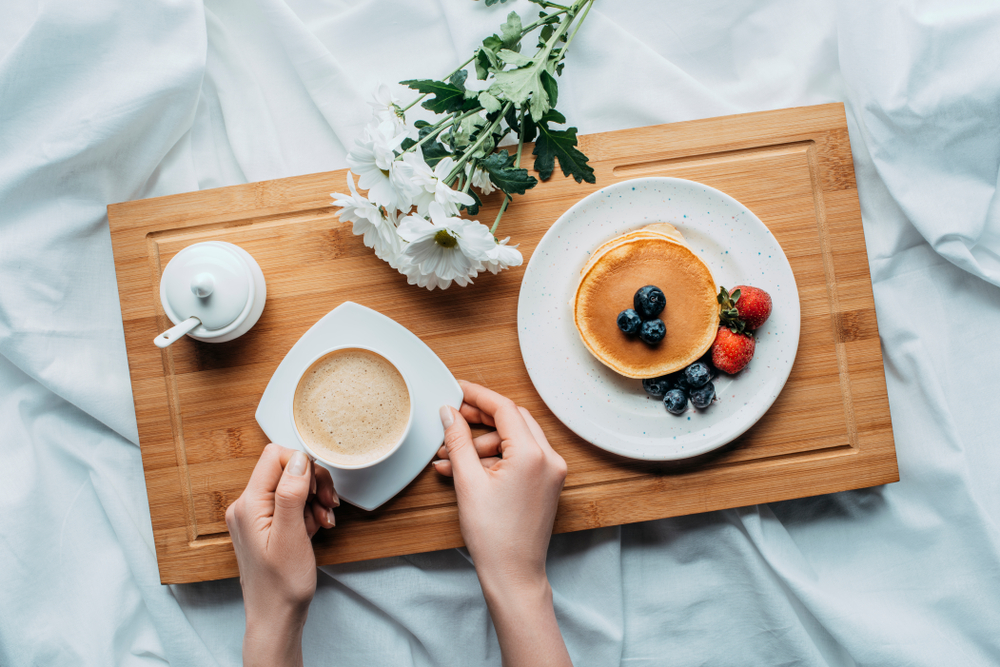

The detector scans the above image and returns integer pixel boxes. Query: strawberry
[717,285,772,333]
[711,326,755,374]
[732,285,772,330]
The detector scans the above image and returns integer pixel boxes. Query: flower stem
[491,106,528,235]
[445,102,514,183]
[560,0,595,55]
[397,108,480,158]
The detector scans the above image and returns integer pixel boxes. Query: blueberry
[663,388,688,415]
[690,381,715,409]
[684,362,712,388]
[642,376,672,398]
[617,309,642,335]
[634,285,666,319]
[638,319,666,345]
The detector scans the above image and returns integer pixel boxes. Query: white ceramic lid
[161,242,252,331]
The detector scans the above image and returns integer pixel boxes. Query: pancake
[574,228,719,379]
[579,223,685,277]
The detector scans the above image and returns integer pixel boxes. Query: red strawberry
[732,285,772,330]
[711,326,755,374]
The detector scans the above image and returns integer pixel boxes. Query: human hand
[225,444,339,667]
[434,381,567,588]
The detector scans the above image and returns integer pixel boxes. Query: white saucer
[255,302,463,510]
[518,177,800,461]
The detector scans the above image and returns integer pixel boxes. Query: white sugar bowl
[154,241,267,348]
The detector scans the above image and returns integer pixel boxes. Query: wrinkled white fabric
[1,0,999,665]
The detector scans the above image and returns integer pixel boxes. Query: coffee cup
[290,345,413,470]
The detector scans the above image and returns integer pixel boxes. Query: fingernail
[288,451,308,476]
[326,508,336,527]
[439,405,454,429]
[331,493,340,508]
[431,460,443,468]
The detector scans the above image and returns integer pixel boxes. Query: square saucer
[255,302,462,510]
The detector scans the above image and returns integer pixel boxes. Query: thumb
[440,405,486,485]
[272,451,311,540]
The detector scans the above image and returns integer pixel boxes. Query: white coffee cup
[289,345,413,470]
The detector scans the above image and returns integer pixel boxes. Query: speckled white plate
[517,177,800,461]
[256,302,463,510]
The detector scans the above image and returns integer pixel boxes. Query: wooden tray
[108,103,897,585]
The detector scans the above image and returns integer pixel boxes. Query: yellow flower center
[434,230,458,248]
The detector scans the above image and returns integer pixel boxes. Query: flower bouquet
[332,0,596,290]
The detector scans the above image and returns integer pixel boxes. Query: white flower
[466,163,496,195]
[346,120,409,211]
[480,236,522,274]
[396,152,474,216]
[370,83,406,134]
[397,202,495,290]
[330,173,403,264]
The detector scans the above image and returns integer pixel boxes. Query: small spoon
[154,316,201,348]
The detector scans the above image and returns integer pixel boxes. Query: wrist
[478,567,553,619]
[244,606,308,667]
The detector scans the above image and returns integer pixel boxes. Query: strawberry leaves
[717,286,750,336]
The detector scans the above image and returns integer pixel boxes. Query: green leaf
[533,120,595,183]
[483,34,502,52]
[462,188,482,216]
[414,120,431,129]
[400,79,470,114]
[449,69,468,92]
[484,0,511,6]
[538,23,553,49]
[496,48,532,68]
[422,141,452,168]
[478,91,502,114]
[540,109,565,124]
[480,150,538,195]
[400,137,417,152]
[475,48,494,80]
[540,70,558,109]
[500,11,522,51]
[505,105,537,143]
[490,62,551,122]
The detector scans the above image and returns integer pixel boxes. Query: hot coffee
[292,348,411,467]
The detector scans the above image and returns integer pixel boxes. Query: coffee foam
[293,348,410,466]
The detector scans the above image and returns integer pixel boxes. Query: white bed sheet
[2,1,999,664]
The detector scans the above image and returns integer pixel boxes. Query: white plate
[256,302,463,510]
[517,177,800,461]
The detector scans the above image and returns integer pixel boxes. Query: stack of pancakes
[573,223,719,379]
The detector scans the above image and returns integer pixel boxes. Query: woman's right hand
[434,380,572,666]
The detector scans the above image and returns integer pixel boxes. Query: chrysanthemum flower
[466,163,496,195]
[480,236,522,274]
[397,202,495,290]
[330,173,402,265]
[346,120,409,211]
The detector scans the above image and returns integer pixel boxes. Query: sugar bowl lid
[160,241,255,333]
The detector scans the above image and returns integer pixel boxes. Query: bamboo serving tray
[108,103,897,585]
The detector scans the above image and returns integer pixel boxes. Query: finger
[432,456,500,477]
[459,402,496,428]
[458,382,534,443]
[518,407,557,457]
[440,405,487,485]
[304,504,319,538]
[313,464,340,510]
[436,430,502,460]
[311,499,336,530]
[243,443,292,499]
[271,451,312,544]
